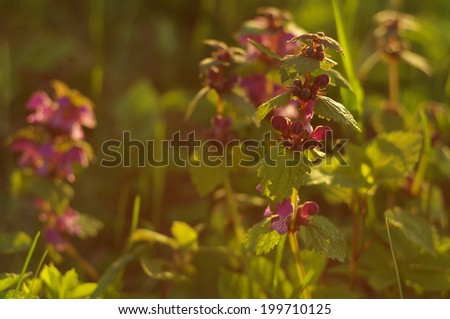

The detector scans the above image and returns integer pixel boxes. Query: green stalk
[30,249,48,293]
[223,176,245,242]
[350,191,361,289]
[388,57,399,111]
[385,217,404,298]
[411,110,431,195]
[288,188,311,298]
[14,231,40,298]
[272,234,286,296]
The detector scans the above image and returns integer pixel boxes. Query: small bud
[316,31,325,37]
[313,74,330,88]
[290,120,304,135]
[271,115,290,135]
[299,87,311,100]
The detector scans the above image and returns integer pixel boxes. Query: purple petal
[300,201,319,219]
[256,184,263,192]
[276,198,294,217]
[263,205,272,217]
[311,126,332,141]
[270,216,289,235]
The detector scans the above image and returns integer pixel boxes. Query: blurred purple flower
[37,198,83,251]
[11,137,90,182]
[26,82,96,140]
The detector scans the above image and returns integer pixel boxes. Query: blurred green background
[1,0,449,296]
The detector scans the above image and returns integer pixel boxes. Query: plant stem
[289,188,311,299]
[65,242,99,281]
[385,217,404,298]
[272,234,286,297]
[223,176,245,242]
[350,192,361,290]
[288,231,311,298]
[388,57,399,111]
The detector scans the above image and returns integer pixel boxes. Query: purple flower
[11,137,90,182]
[36,198,83,251]
[27,92,54,125]
[203,115,235,144]
[240,74,286,106]
[48,96,96,140]
[271,113,332,151]
[25,81,96,140]
[264,198,294,235]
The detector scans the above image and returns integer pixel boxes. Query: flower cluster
[11,81,95,182]
[263,198,319,235]
[36,198,83,251]
[237,7,301,106]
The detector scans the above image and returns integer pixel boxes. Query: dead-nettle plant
[187,7,360,298]
[9,81,101,280]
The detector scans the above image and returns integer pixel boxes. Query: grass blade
[13,231,40,298]
[385,217,404,298]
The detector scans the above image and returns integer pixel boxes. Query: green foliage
[315,96,360,131]
[366,131,422,182]
[385,207,435,255]
[188,149,230,196]
[0,273,21,293]
[248,39,282,60]
[298,216,346,262]
[171,221,199,252]
[185,86,210,120]
[243,219,281,256]
[258,145,311,202]
[255,91,291,122]
[40,264,97,298]
[280,55,321,82]
[0,232,31,254]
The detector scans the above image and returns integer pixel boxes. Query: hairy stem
[288,188,311,298]
[223,176,245,242]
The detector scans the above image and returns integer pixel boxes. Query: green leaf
[171,221,198,252]
[0,273,21,292]
[400,50,432,76]
[243,219,281,256]
[385,207,435,255]
[315,96,360,131]
[68,283,97,298]
[255,91,291,122]
[185,86,210,120]
[366,131,421,182]
[131,229,178,249]
[0,232,32,254]
[280,54,320,82]
[91,246,145,299]
[258,146,312,202]
[188,149,230,196]
[320,58,338,70]
[298,216,346,262]
[248,39,282,60]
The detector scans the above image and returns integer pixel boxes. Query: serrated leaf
[298,215,346,262]
[400,50,432,76]
[315,96,360,131]
[248,39,282,60]
[185,86,210,120]
[243,219,281,256]
[0,232,32,254]
[255,91,290,122]
[280,55,320,81]
[366,131,421,182]
[385,207,435,255]
[320,58,338,70]
[188,149,230,196]
[171,221,198,252]
[258,146,312,202]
